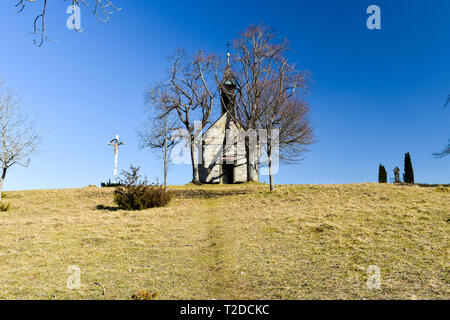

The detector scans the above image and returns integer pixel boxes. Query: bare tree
[0,85,41,199]
[14,0,121,46]
[138,94,178,191]
[147,49,219,184]
[228,24,312,183]
[261,96,314,191]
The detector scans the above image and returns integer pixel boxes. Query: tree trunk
[0,168,7,200]
[268,144,274,191]
[163,114,168,192]
[248,162,259,182]
[164,148,168,191]
[245,141,251,182]
[190,135,200,184]
[245,136,259,182]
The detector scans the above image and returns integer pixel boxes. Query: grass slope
[0,183,448,300]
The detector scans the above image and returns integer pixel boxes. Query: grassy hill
[0,183,448,300]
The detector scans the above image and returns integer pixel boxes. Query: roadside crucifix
[108,135,125,183]
[393,167,401,183]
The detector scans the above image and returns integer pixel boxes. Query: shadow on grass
[417,183,450,188]
[95,204,119,211]
[393,183,450,188]
[172,189,250,199]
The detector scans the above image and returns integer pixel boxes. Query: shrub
[378,164,387,183]
[0,202,10,212]
[113,165,172,211]
[1,192,9,198]
[436,186,450,193]
[131,290,158,300]
[114,184,173,210]
[101,180,124,188]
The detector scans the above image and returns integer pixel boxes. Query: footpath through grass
[0,183,448,299]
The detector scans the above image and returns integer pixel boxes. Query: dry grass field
[0,183,448,300]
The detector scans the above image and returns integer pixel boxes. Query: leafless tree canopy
[146,49,220,184]
[226,24,314,184]
[138,112,177,152]
[271,97,314,163]
[0,84,41,198]
[259,81,314,190]
[138,94,178,191]
[231,24,311,130]
[14,0,121,46]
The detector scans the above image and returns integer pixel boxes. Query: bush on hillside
[101,180,124,188]
[0,202,10,212]
[131,290,158,300]
[113,165,172,211]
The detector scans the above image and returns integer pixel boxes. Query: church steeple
[221,43,236,117]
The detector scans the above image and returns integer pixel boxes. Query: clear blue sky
[0,0,449,190]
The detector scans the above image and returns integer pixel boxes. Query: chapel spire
[226,42,231,66]
[221,42,236,116]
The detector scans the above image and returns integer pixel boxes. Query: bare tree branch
[433,139,450,158]
[433,94,449,158]
[14,0,121,46]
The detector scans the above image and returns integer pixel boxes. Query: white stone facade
[199,114,247,184]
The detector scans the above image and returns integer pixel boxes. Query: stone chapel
[198,52,248,184]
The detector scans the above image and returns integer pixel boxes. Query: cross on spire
[226,42,231,65]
